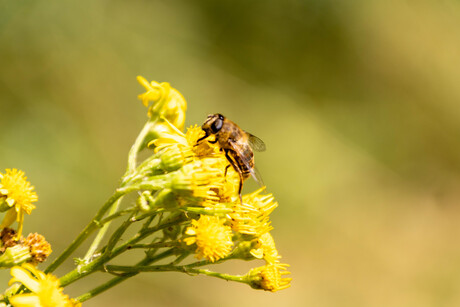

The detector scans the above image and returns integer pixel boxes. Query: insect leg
[196,131,210,144]
[224,149,244,204]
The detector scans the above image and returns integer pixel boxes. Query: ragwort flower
[247,263,291,292]
[250,232,281,264]
[8,263,80,307]
[230,187,278,237]
[184,215,234,262]
[0,169,38,238]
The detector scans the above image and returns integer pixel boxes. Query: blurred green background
[2,0,460,306]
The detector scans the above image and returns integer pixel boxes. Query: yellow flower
[137,76,187,130]
[0,169,38,238]
[184,215,234,262]
[152,125,220,158]
[8,263,80,307]
[151,125,241,203]
[247,263,291,292]
[230,188,278,237]
[250,232,281,264]
[170,159,225,204]
[184,125,220,157]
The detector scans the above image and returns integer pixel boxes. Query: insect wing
[246,132,266,152]
[229,140,265,187]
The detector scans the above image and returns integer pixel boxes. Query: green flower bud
[0,245,31,268]
[137,189,177,212]
[137,191,152,212]
[228,241,257,261]
[160,147,189,172]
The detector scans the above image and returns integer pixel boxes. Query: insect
[197,113,266,203]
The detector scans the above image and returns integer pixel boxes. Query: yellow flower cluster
[137,76,291,292]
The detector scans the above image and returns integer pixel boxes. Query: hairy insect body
[198,114,265,203]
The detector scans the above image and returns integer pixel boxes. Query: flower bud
[137,76,187,131]
[160,146,192,172]
[247,263,291,292]
[0,245,31,268]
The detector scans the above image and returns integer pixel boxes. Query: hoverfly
[197,114,266,203]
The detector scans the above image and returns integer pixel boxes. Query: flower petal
[9,266,40,292]
[9,293,41,307]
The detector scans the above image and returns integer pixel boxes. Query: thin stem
[126,120,157,176]
[45,188,131,274]
[126,242,180,250]
[82,197,123,264]
[169,251,191,265]
[45,178,169,274]
[105,264,248,284]
[140,214,156,232]
[59,212,185,287]
[83,119,158,265]
[109,212,185,260]
[104,211,137,254]
[75,248,176,303]
[99,207,136,225]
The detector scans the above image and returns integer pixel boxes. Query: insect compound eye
[211,117,223,133]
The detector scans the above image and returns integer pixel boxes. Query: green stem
[99,207,136,225]
[104,211,137,254]
[45,177,170,274]
[105,264,248,284]
[82,197,123,264]
[109,212,185,260]
[59,212,185,287]
[82,119,156,264]
[75,248,176,302]
[126,241,180,250]
[125,120,157,177]
[45,188,131,274]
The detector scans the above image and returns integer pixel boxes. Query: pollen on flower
[0,169,38,238]
[8,263,80,307]
[183,215,234,262]
[248,263,291,292]
[185,125,220,157]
